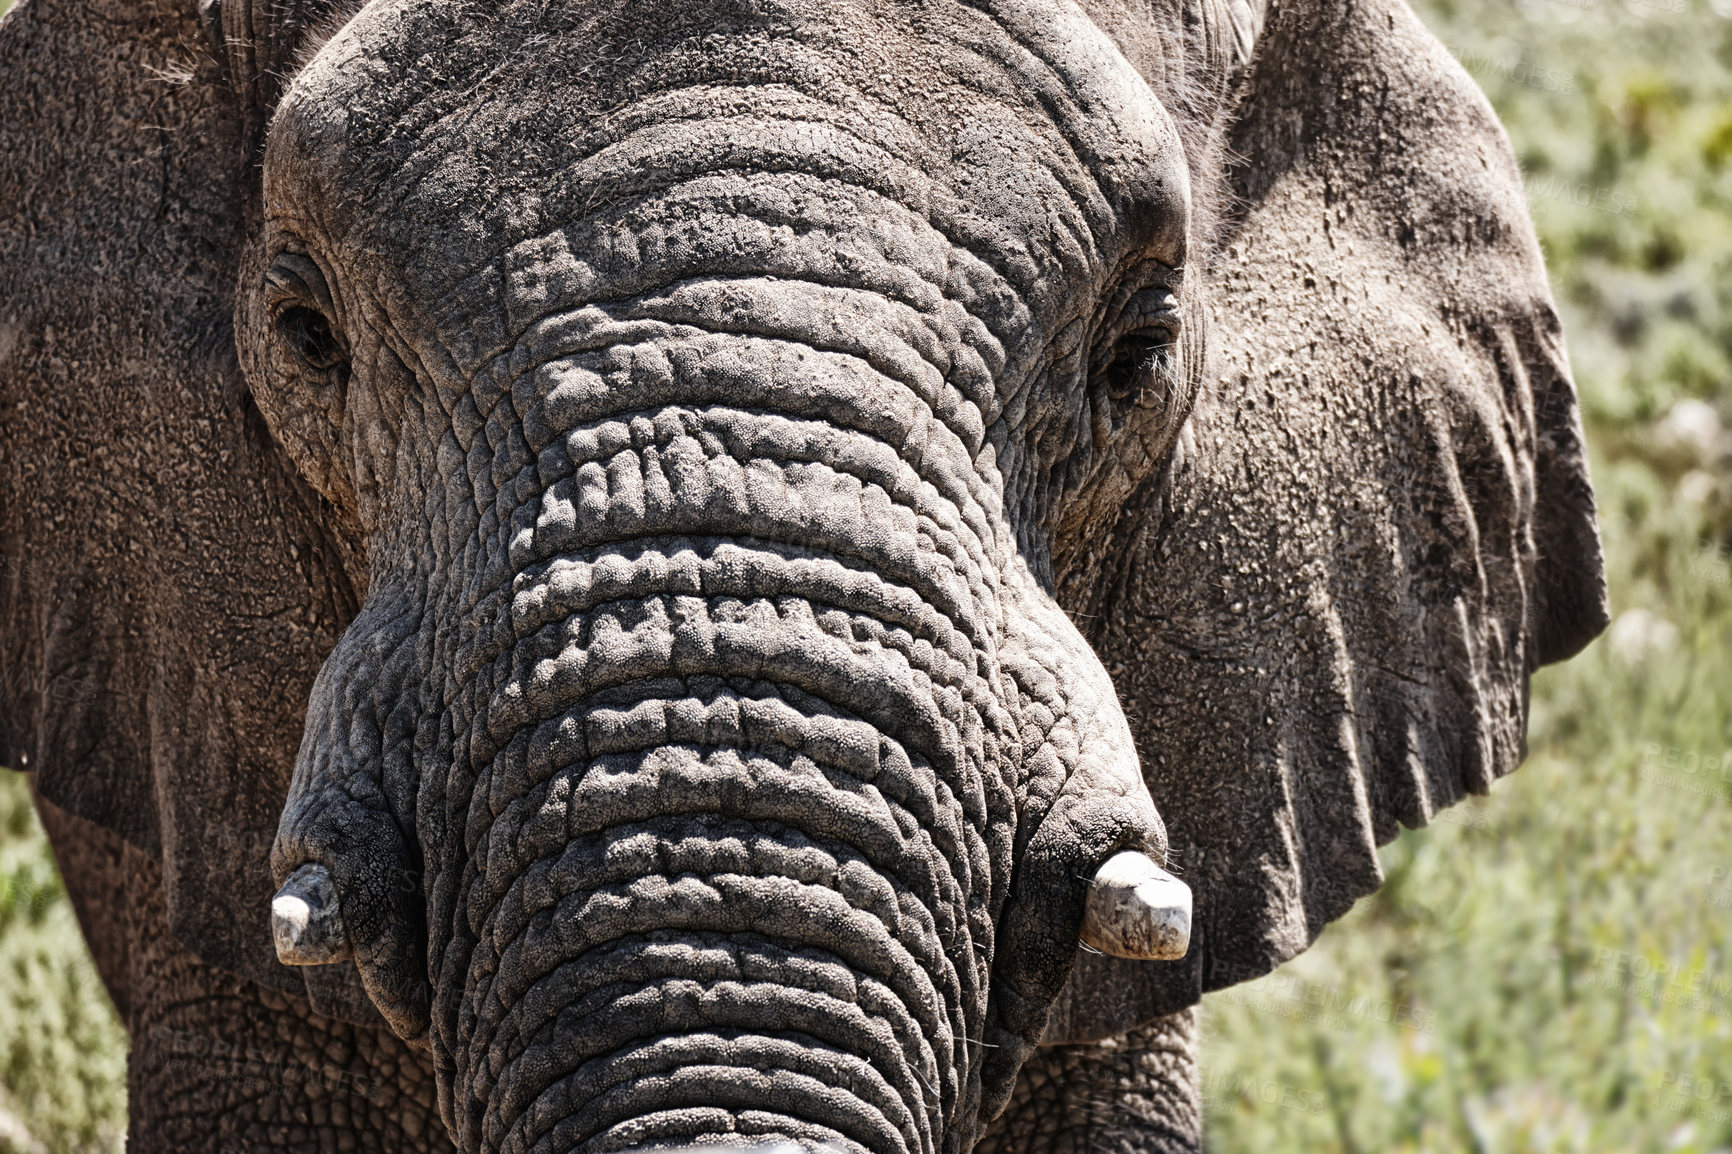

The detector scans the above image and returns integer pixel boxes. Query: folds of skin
[250,2,1196,1151]
[975,1010,1201,1154]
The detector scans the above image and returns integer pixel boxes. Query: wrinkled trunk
[271,133,1168,1152]
[434,318,1019,1154]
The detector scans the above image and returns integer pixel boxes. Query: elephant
[0,0,1609,1148]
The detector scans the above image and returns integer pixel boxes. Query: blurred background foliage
[0,783,123,1154]
[0,0,1730,1148]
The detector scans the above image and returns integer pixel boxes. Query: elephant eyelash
[264,252,350,381]
[1100,327,1178,407]
[278,306,349,374]
[1090,276,1181,388]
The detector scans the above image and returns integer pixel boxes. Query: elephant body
[0,0,1606,1150]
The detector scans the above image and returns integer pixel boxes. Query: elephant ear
[0,0,380,1023]
[1042,0,1608,1041]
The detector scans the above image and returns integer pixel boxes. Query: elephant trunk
[443,331,1012,1154]
[269,292,1021,1153]
[274,247,1173,1151]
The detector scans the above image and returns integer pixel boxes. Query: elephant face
[242,2,1202,1149]
[0,0,1609,1150]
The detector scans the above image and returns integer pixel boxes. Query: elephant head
[0,0,1607,1150]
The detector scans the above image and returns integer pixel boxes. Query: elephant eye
[279,306,347,373]
[1101,329,1174,408]
[264,251,349,383]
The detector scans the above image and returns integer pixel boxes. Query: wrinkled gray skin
[0,0,1608,1149]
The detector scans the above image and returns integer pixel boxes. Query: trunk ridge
[427,327,1017,1154]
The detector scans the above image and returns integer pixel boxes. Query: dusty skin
[0,0,1606,1150]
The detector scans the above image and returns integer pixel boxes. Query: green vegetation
[0,0,1729,1149]
[1202,0,1732,1150]
[0,779,124,1154]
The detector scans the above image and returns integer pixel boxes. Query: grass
[0,780,124,1154]
[1,0,1730,1149]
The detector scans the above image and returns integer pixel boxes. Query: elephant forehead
[267,0,1188,308]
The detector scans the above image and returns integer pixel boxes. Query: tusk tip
[1080,850,1192,961]
[271,862,352,966]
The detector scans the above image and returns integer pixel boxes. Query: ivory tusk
[271,862,353,966]
[1080,850,1192,961]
